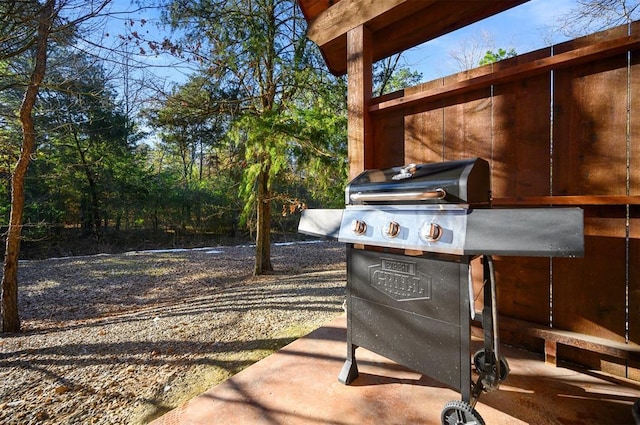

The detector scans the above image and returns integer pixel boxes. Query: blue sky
[103,0,581,86]
[401,0,578,82]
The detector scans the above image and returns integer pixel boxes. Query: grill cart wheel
[473,350,510,383]
[441,400,485,425]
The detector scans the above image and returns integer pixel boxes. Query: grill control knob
[384,221,400,238]
[422,223,443,242]
[351,219,367,236]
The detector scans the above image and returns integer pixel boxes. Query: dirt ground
[0,241,346,424]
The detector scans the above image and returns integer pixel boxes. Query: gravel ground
[0,240,346,424]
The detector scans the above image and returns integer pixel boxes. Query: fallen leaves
[0,241,346,424]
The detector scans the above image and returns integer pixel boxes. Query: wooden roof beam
[306,0,430,47]
[370,31,640,113]
[303,0,529,76]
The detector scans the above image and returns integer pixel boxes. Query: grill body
[343,248,473,400]
[298,158,584,424]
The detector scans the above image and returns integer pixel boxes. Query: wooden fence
[360,22,640,379]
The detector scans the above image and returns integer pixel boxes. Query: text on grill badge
[368,258,431,301]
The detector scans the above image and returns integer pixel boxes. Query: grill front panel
[346,248,471,393]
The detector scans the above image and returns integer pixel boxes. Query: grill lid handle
[349,188,447,203]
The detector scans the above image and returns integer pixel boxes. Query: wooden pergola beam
[370,32,640,113]
[347,25,374,179]
[307,0,426,47]
[299,0,528,76]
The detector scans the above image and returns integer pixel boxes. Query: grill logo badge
[368,258,431,301]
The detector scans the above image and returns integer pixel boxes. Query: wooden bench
[477,316,640,366]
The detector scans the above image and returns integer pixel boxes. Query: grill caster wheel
[473,350,510,382]
[441,400,485,425]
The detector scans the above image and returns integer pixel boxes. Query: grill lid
[345,158,490,206]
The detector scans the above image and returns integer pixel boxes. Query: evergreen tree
[162,0,335,274]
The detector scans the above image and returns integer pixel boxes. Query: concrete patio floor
[151,315,640,425]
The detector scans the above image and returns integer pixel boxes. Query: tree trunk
[2,0,55,333]
[73,130,102,238]
[254,163,273,275]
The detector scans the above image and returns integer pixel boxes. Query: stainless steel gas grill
[298,158,584,425]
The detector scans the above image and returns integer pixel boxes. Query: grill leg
[338,342,359,384]
[339,246,359,385]
[482,256,498,383]
[471,255,509,403]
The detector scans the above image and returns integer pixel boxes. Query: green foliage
[479,48,517,66]
[162,0,348,243]
[31,50,135,234]
[0,0,41,60]
[146,76,234,184]
[374,54,423,96]
[0,0,420,254]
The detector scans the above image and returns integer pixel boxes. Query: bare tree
[556,0,640,36]
[374,54,402,97]
[449,29,496,72]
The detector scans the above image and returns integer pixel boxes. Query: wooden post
[347,25,374,180]
[545,339,558,366]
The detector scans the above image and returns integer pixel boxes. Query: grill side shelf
[298,209,343,239]
[464,208,584,257]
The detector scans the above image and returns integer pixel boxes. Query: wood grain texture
[552,53,629,196]
[632,26,640,197]
[630,26,640,366]
[492,70,551,198]
[493,257,551,324]
[371,32,640,113]
[347,25,373,179]
[442,88,492,161]
[553,236,627,342]
[306,0,413,46]
[372,110,404,169]
[404,105,444,164]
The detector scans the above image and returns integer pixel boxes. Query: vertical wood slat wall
[362,22,640,378]
[552,24,634,377]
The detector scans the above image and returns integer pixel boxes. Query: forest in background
[1,1,336,260]
[5,0,633,262]
[0,0,423,261]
